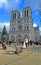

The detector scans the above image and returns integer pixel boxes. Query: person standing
[22,41,26,49]
[25,38,28,47]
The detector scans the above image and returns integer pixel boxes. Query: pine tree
[1,25,7,41]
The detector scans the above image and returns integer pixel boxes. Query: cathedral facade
[9,7,35,43]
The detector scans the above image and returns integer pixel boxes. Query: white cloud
[33,23,41,35]
[4,22,10,26]
[39,27,41,35]
[0,0,22,12]
[0,0,8,8]
[33,23,37,27]
[16,0,19,2]
[0,22,10,33]
[39,28,41,31]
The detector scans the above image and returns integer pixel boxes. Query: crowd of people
[0,38,40,52]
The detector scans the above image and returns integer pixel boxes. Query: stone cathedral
[9,7,35,43]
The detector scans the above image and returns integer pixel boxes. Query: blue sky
[0,0,41,33]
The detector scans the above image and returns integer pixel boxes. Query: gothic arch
[11,35,15,42]
[23,34,28,41]
[16,34,22,44]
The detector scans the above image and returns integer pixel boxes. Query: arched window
[13,14,14,20]
[14,28,15,31]
[25,10,26,17]
[27,26,28,30]
[13,13,16,20]
[15,13,16,19]
[27,10,28,17]
[25,26,26,30]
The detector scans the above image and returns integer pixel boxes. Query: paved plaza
[0,44,41,65]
